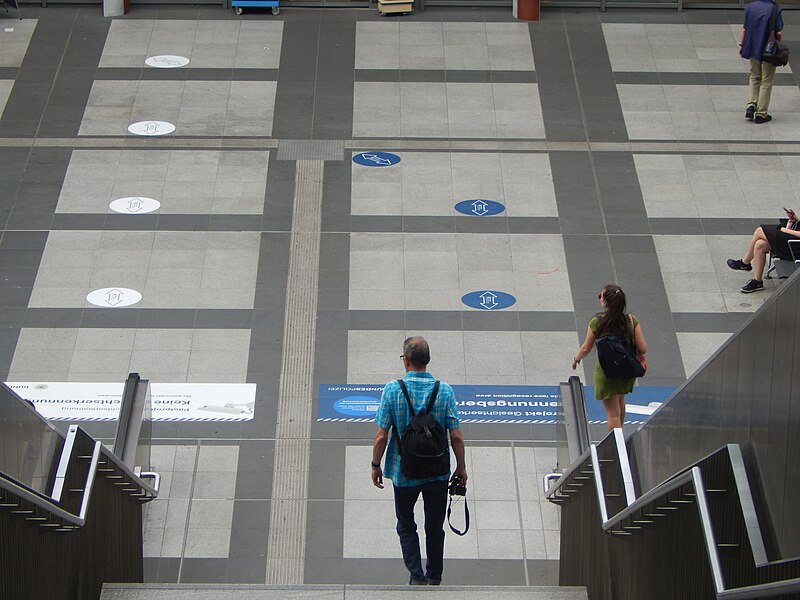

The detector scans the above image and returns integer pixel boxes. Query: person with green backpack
[572,286,649,431]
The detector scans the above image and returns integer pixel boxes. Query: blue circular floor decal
[334,396,381,417]
[455,199,505,217]
[461,290,516,311]
[352,152,401,167]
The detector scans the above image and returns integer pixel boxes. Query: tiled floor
[57,150,270,215]
[1,2,798,589]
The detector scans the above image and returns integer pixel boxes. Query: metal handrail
[78,442,102,522]
[0,473,82,526]
[548,434,800,599]
[693,466,726,596]
[99,445,158,499]
[0,426,158,531]
[602,468,693,532]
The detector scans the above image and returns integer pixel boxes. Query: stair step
[102,584,589,600]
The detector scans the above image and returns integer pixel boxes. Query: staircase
[101,584,589,599]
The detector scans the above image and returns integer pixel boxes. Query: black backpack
[394,380,450,479]
[595,317,645,380]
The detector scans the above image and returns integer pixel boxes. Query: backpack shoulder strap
[769,4,778,37]
[397,379,416,416]
[628,314,639,351]
[423,380,440,415]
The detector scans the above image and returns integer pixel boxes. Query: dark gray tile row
[313,19,355,140]
[565,13,627,143]
[672,312,750,333]
[528,18,585,143]
[20,308,253,329]
[347,310,576,331]
[95,67,280,81]
[345,216,562,235]
[50,214,268,231]
[271,13,356,140]
[649,217,759,236]
[354,70,536,84]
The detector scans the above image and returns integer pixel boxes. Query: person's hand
[452,466,468,484]
[371,465,384,489]
[572,357,580,370]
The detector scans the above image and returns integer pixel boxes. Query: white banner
[5,382,256,422]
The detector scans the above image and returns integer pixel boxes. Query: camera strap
[447,494,469,536]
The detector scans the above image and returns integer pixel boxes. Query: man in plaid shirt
[371,336,467,586]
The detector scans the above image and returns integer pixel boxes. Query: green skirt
[594,362,635,400]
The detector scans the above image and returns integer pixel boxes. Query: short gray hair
[402,336,430,367]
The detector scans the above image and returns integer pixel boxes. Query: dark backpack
[595,317,645,380]
[394,380,450,480]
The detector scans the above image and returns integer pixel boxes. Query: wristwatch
[371,461,381,469]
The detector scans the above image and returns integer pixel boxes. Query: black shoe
[754,114,772,124]
[741,279,764,293]
[745,105,756,120]
[409,577,427,586]
[727,258,752,271]
[427,578,442,586]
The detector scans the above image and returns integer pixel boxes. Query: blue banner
[317,384,674,424]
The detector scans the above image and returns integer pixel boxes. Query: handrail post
[692,467,726,595]
[590,444,609,523]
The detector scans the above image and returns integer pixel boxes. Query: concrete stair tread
[102,584,588,600]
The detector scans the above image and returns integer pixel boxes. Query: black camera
[449,476,467,497]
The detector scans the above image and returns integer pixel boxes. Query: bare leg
[752,239,771,281]
[618,395,626,425]
[602,394,625,431]
[742,227,769,264]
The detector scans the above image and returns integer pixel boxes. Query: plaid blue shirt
[375,371,460,487]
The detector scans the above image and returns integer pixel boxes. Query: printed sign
[461,290,516,311]
[454,199,505,217]
[86,287,142,308]
[352,152,401,167]
[127,121,176,136]
[109,197,161,215]
[145,55,190,68]
[6,382,257,422]
[318,384,674,424]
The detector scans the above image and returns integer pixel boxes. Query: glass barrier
[135,378,152,476]
[0,384,64,495]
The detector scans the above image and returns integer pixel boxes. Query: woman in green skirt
[571,285,648,431]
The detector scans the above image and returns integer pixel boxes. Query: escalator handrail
[551,432,800,599]
[1,426,158,530]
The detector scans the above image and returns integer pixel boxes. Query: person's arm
[572,325,597,370]
[633,318,648,355]
[449,428,467,484]
[780,227,800,238]
[371,428,390,489]
[739,27,745,55]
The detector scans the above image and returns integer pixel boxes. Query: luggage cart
[232,0,279,15]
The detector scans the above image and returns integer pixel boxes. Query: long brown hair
[595,284,628,337]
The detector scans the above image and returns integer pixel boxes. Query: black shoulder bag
[762,4,789,67]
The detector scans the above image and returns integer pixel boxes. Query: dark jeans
[392,479,448,582]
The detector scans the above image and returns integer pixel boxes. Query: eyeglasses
[400,355,406,360]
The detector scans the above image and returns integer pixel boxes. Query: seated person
[728,208,800,293]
